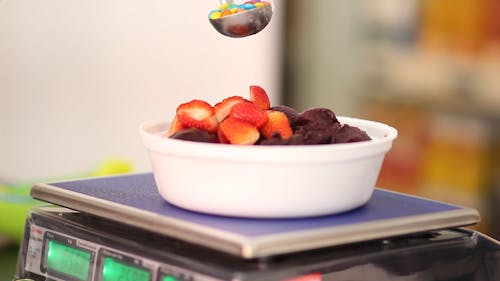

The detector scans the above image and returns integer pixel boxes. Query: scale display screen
[102,257,151,281]
[46,239,92,281]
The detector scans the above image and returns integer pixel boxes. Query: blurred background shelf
[355,0,500,238]
[284,0,499,239]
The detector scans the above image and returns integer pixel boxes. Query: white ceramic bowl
[139,117,397,218]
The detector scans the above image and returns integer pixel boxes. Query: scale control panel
[16,206,499,281]
[24,222,224,281]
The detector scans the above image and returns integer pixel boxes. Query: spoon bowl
[209,4,273,38]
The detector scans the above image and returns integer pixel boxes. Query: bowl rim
[139,116,397,163]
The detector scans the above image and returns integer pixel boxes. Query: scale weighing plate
[31,173,480,259]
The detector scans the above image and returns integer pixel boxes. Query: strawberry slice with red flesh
[249,85,271,110]
[217,126,230,144]
[218,117,260,145]
[213,96,246,123]
[261,110,293,140]
[166,115,185,137]
[176,99,218,133]
[229,101,269,129]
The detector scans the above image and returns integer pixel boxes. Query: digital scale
[13,173,500,281]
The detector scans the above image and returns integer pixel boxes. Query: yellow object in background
[90,158,134,177]
[419,114,490,233]
[419,0,488,56]
[421,114,489,194]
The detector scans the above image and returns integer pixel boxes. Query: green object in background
[0,184,43,244]
[0,158,133,244]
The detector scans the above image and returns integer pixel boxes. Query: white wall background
[0,0,284,182]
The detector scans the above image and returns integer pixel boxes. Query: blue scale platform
[31,173,479,258]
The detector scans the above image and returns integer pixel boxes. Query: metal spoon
[209,1,273,38]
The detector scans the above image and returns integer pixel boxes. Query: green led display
[46,240,92,281]
[102,257,151,281]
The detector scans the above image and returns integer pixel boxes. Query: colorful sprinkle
[209,10,222,20]
[208,1,271,20]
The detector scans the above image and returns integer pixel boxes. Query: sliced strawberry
[213,96,246,123]
[249,85,270,110]
[218,117,260,145]
[261,110,293,140]
[217,126,230,144]
[166,115,185,137]
[229,101,269,128]
[176,99,218,133]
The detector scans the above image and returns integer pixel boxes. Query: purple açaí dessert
[257,107,371,145]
